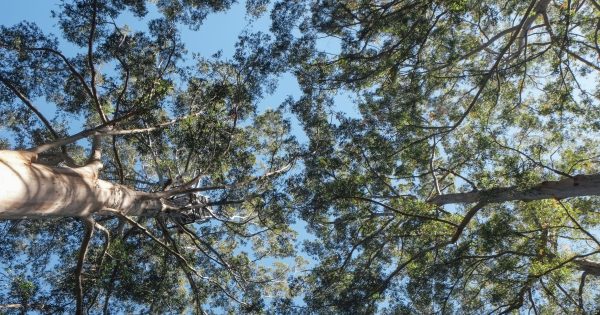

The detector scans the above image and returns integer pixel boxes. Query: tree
[0,1,299,313]
[5,0,600,314]
[275,0,600,313]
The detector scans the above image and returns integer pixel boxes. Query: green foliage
[2,0,600,313]
[0,0,301,313]
[273,0,600,313]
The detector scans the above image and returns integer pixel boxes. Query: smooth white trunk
[430,174,600,205]
[0,150,161,218]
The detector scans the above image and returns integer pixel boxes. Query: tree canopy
[2,0,600,314]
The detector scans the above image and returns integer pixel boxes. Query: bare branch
[155,163,292,198]
[0,75,59,139]
[24,46,96,102]
[29,108,193,154]
[429,174,600,206]
[75,217,95,315]
[558,200,600,248]
[87,0,107,123]
[94,222,110,269]
[573,259,600,276]
[117,213,249,306]
[450,202,486,243]
[491,136,573,178]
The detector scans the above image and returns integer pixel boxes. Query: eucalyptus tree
[277,0,600,313]
[0,0,299,313]
[5,0,600,313]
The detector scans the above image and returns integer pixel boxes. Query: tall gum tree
[0,0,300,313]
[273,0,600,313]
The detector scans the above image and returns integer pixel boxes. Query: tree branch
[491,136,573,178]
[117,214,200,271]
[25,46,96,102]
[87,0,107,123]
[450,202,486,243]
[375,202,486,299]
[442,0,539,134]
[429,174,600,206]
[0,75,80,165]
[29,111,202,154]
[573,259,600,276]
[110,56,129,184]
[94,222,110,269]
[118,213,249,306]
[557,199,600,248]
[335,195,458,227]
[75,217,95,315]
[111,136,125,184]
[578,271,587,310]
[0,75,59,139]
[154,218,205,312]
[154,163,291,199]
[430,24,522,71]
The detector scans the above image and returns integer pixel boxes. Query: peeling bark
[429,174,600,205]
[0,150,162,219]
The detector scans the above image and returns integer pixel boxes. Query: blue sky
[0,1,359,147]
[0,2,314,309]
[1,1,250,57]
[0,0,303,135]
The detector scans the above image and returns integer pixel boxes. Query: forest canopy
[1,0,600,314]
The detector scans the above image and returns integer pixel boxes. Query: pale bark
[30,110,202,155]
[0,150,162,219]
[429,174,600,206]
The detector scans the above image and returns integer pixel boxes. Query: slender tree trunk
[429,174,600,205]
[0,150,161,218]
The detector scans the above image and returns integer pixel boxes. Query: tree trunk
[0,150,161,218]
[429,174,600,205]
